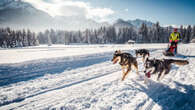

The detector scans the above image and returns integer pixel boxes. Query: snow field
[0,44,194,110]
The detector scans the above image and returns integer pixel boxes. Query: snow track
[0,52,112,86]
[0,44,194,110]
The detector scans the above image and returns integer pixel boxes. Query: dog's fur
[135,49,150,62]
[112,50,139,81]
[144,58,189,82]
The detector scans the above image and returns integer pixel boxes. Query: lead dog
[144,58,189,82]
[112,50,139,81]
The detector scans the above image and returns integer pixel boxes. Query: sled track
[0,52,112,86]
[1,69,118,108]
[0,50,123,108]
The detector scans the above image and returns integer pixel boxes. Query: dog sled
[163,43,177,56]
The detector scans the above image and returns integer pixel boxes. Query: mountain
[112,18,154,29]
[113,19,133,28]
[0,0,155,31]
[0,0,54,31]
[53,16,110,31]
[0,0,109,31]
[127,19,154,28]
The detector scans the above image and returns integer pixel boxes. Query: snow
[0,44,166,64]
[0,0,32,10]
[0,43,195,110]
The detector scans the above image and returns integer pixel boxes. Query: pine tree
[180,25,184,42]
[45,29,52,46]
[27,29,32,46]
[183,25,192,43]
[22,29,28,46]
[191,25,195,41]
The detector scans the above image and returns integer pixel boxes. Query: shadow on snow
[129,80,195,110]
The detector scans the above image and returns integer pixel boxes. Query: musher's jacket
[169,32,181,41]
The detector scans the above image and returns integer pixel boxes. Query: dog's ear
[115,50,121,54]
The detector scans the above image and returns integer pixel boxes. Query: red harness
[146,72,151,78]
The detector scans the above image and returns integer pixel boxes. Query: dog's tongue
[146,72,151,78]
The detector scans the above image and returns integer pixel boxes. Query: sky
[23,0,195,26]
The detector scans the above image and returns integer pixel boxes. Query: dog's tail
[168,59,189,65]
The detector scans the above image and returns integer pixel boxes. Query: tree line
[0,22,195,48]
[138,22,195,43]
[37,22,195,45]
[0,27,39,48]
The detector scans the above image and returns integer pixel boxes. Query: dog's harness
[144,59,165,78]
[137,49,149,55]
[114,53,131,65]
[146,72,151,78]
[120,54,131,65]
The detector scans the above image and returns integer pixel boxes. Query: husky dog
[112,50,139,81]
[135,49,150,62]
[144,58,189,82]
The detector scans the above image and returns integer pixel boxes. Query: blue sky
[84,0,195,25]
[24,0,195,26]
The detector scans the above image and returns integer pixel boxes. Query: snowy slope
[0,44,194,110]
[0,0,33,10]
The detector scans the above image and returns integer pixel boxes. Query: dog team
[111,49,189,83]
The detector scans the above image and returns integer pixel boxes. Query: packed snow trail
[0,52,112,86]
[0,61,120,107]
[0,44,194,110]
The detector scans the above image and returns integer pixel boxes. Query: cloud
[87,8,114,20]
[124,8,128,12]
[22,0,114,22]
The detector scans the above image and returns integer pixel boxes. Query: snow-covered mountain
[53,16,110,30]
[127,19,154,28]
[0,0,54,31]
[0,0,32,10]
[113,18,154,29]
[0,0,155,31]
[113,19,134,28]
[0,0,109,31]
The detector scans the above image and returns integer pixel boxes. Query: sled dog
[112,50,139,81]
[135,49,150,62]
[144,58,189,82]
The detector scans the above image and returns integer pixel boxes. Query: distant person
[169,28,181,54]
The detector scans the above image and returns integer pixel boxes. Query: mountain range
[0,0,154,31]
